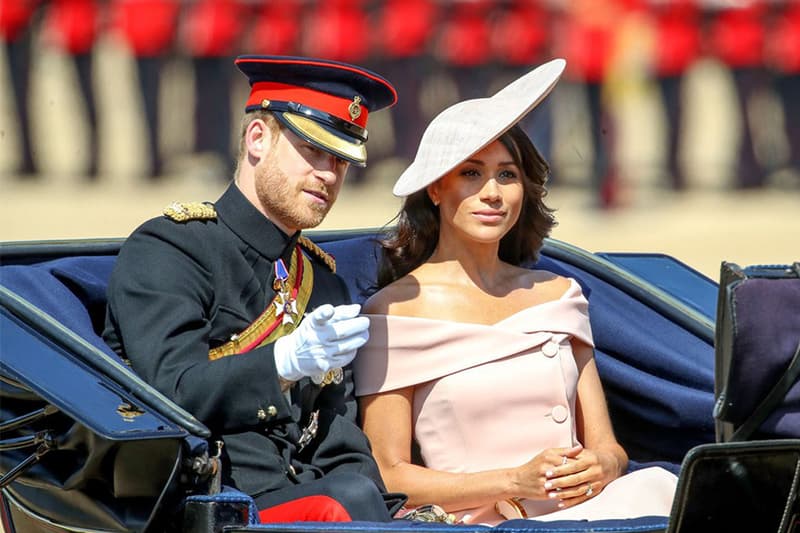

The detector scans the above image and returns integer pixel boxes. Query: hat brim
[392,58,566,197]
[276,112,368,167]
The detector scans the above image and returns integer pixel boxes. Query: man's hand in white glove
[273,303,369,383]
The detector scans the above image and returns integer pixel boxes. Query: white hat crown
[393,58,566,197]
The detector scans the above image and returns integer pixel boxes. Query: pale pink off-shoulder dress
[354,279,677,525]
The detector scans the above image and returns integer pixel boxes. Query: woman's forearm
[381,460,518,511]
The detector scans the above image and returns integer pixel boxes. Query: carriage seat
[1,234,705,532]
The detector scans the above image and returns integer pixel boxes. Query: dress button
[551,405,568,423]
[542,341,559,358]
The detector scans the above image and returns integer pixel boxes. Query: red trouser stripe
[258,495,353,523]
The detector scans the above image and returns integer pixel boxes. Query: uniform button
[258,406,278,421]
[551,405,568,423]
[542,341,559,358]
[288,465,296,475]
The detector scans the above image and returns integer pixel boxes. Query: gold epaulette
[298,235,336,273]
[163,202,217,222]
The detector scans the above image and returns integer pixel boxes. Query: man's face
[254,128,349,235]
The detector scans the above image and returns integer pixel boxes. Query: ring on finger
[561,456,568,466]
[585,484,593,497]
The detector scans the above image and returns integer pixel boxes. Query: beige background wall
[1,39,797,280]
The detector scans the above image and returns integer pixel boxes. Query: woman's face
[428,140,524,245]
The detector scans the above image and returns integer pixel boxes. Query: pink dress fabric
[354,279,677,525]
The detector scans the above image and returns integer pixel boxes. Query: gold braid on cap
[163,202,217,222]
[298,236,335,273]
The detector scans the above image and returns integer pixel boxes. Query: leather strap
[731,340,800,441]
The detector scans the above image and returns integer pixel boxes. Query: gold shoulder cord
[163,202,217,222]
[298,235,336,273]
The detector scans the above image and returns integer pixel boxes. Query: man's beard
[254,151,331,231]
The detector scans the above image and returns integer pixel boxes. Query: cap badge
[348,96,362,121]
[261,99,271,109]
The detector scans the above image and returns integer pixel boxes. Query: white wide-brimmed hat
[392,58,566,197]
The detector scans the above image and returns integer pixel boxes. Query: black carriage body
[0,231,719,533]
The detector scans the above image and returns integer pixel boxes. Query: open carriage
[1,229,798,533]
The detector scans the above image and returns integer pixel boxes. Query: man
[103,55,401,523]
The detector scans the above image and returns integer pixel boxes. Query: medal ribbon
[208,245,314,360]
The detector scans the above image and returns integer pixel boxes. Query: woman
[353,60,677,526]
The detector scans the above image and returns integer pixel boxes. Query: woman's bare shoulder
[525,269,573,299]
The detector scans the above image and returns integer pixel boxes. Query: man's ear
[245,119,273,158]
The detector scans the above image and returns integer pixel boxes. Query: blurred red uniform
[1,0,41,175]
[651,0,701,78]
[555,0,641,208]
[708,1,765,70]
[491,0,549,68]
[181,0,245,177]
[111,0,180,178]
[435,0,493,101]
[247,0,302,56]
[43,0,101,177]
[707,1,768,188]
[0,0,40,42]
[302,0,369,63]
[181,0,243,58]
[650,0,702,190]
[377,0,436,60]
[373,0,439,161]
[112,0,178,57]
[766,1,800,175]
[44,0,99,55]
[490,0,553,166]
[768,1,800,74]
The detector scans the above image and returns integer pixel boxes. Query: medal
[297,410,319,451]
[273,259,298,325]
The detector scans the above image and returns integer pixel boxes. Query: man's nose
[315,154,341,183]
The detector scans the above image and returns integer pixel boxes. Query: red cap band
[246,82,369,128]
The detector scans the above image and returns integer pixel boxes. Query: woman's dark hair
[376,124,556,289]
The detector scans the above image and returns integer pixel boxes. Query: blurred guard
[43,0,101,177]
[373,0,439,162]
[707,0,768,189]
[650,0,701,191]
[111,0,180,179]
[435,0,493,101]
[103,56,403,523]
[490,0,553,171]
[766,1,800,178]
[0,0,41,176]
[181,0,244,175]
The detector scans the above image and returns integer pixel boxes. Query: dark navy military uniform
[103,184,397,519]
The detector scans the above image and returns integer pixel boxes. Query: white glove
[273,303,370,383]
